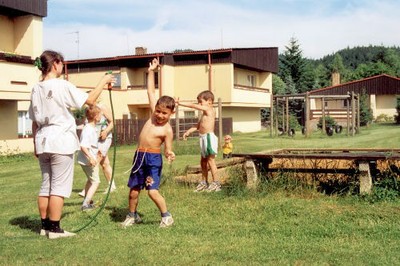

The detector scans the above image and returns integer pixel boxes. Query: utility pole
[67,31,80,71]
[67,31,79,57]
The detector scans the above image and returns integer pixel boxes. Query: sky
[43,0,400,61]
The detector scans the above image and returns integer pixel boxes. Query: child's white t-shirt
[28,78,88,155]
[77,124,99,166]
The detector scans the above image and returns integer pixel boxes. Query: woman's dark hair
[35,50,64,78]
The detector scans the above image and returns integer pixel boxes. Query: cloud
[43,0,400,60]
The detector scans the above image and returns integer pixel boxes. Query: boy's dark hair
[156,96,175,111]
[37,50,64,78]
[85,105,100,121]
[197,90,214,103]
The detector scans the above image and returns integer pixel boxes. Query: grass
[1,123,400,265]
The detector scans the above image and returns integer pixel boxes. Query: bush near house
[395,97,400,124]
[317,115,337,129]
[375,114,393,123]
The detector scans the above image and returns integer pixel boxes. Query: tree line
[274,38,400,95]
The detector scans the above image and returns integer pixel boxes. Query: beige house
[309,74,400,121]
[65,47,278,133]
[0,1,279,154]
[0,0,46,154]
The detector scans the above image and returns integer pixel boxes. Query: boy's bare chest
[140,120,167,141]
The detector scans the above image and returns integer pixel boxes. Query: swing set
[269,91,360,137]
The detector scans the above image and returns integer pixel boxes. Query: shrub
[359,89,373,126]
[317,116,336,129]
[276,113,301,132]
[375,114,393,123]
[395,97,400,124]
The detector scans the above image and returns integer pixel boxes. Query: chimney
[135,47,147,55]
[331,71,340,86]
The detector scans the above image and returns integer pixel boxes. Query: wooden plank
[186,157,246,173]
[267,168,356,174]
[233,151,400,161]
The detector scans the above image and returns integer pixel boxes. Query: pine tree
[359,89,373,126]
[279,37,314,93]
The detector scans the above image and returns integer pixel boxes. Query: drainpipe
[64,62,69,81]
[208,50,212,91]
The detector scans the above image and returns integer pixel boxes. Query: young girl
[222,135,233,159]
[29,50,114,239]
[78,102,115,198]
[77,106,102,211]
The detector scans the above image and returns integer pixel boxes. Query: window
[145,72,159,88]
[18,111,32,137]
[184,111,195,118]
[247,75,256,87]
[113,73,121,88]
[343,99,351,108]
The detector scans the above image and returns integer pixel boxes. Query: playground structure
[232,148,400,194]
[176,149,400,194]
[270,91,360,137]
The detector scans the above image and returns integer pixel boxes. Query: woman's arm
[32,122,38,157]
[86,74,114,106]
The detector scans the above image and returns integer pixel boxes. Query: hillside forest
[274,37,400,95]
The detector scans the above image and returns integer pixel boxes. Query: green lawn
[1,124,400,265]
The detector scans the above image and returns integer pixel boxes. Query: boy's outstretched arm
[147,58,159,113]
[177,100,209,112]
[182,125,198,140]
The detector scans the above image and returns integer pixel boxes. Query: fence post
[358,161,372,194]
[356,93,360,134]
[270,94,274,137]
[175,105,180,141]
[305,92,310,137]
[351,91,356,136]
[322,97,326,135]
[346,96,350,136]
[285,96,289,135]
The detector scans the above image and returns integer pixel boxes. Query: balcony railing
[233,84,270,93]
[0,52,33,64]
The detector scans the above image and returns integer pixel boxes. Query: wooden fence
[310,109,353,121]
[114,117,233,145]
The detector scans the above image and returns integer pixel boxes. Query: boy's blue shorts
[127,149,162,190]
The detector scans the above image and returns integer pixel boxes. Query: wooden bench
[233,149,400,194]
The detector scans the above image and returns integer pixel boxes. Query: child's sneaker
[81,203,96,212]
[159,215,174,228]
[207,182,221,192]
[48,229,76,239]
[78,190,85,197]
[103,186,117,194]
[194,182,208,192]
[120,214,142,228]
[39,229,48,236]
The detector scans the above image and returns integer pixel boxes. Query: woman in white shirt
[29,50,114,239]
